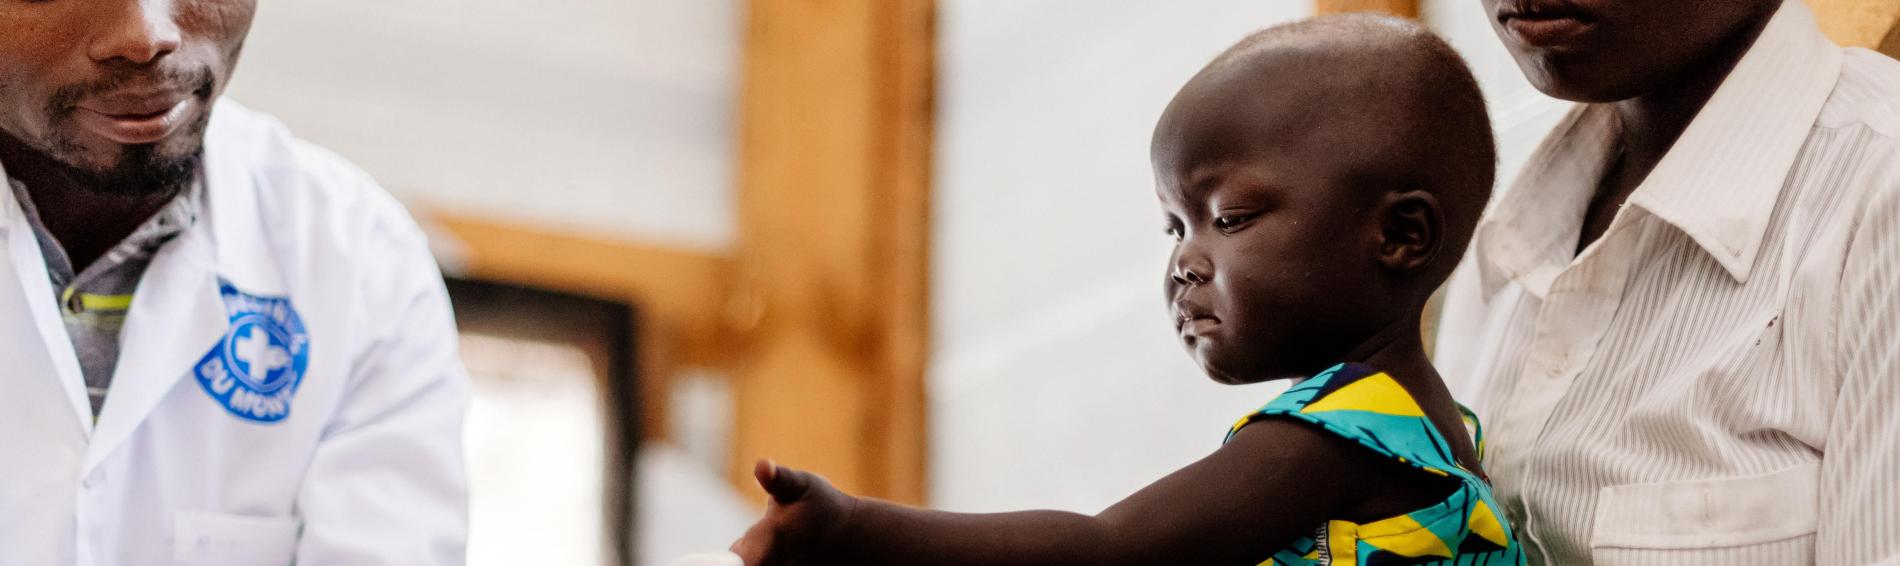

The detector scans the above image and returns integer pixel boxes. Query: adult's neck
[0,132,179,271]
[1609,7,1779,171]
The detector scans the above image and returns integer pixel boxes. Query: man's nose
[89,0,183,66]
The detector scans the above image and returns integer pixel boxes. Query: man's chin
[62,145,201,197]
[50,127,207,197]
[39,103,211,197]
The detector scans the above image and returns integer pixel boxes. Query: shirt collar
[0,161,16,235]
[1478,0,1843,298]
[3,170,203,282]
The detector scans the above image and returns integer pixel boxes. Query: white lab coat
[0,100,470,566]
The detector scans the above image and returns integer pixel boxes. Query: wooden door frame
[430,0,937,507]
[1316,0,1418,17]
[729,0,935,505]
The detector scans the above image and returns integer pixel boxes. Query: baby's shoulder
[1225,364,1415,439]
[1226,364,1469,476]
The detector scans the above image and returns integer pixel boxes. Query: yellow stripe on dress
[1468,500,1511,548]
[1326,520,1359,564]
[1299,372,1426,417]
[1354,513,1453,559]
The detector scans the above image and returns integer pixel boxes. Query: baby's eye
[1213,214,1253,232]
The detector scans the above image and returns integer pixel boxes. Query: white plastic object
[668,551,746,566]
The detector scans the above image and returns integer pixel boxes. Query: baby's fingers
[752,458,815,504]
[730,520,777,566]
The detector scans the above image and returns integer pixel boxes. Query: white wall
[1421,0,1571,190]
[224,0,741,252]
[223,5,752,561]
[929,1,1309,514]
[929,1,1572,513]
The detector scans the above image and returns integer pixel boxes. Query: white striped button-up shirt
[1434,2,1900,564]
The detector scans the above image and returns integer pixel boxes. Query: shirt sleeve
[292,201,471,565]
[1816,179,1900,564]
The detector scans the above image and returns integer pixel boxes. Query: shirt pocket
[172,510,301,566]
[1589,462,1818,564]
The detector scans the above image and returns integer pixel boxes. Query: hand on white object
[668,551,745,566]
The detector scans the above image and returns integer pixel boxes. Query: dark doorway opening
[447,277,640,566]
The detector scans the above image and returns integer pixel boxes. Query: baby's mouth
[1176,313,1220,336]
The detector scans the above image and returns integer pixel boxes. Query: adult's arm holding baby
[731,418,1385,566]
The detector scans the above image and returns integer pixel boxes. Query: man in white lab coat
[0,1,469,565]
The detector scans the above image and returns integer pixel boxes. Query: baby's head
[1155,15,1493,384]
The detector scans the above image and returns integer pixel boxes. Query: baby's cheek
[1211,321,1277,374]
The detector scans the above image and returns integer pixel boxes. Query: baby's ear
[1376,190,1443,274]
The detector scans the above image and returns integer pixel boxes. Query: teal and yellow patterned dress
[1225,363,1526,565]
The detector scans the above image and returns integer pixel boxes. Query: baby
[731,15,1522,566]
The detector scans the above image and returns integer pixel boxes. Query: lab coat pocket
[173,510,301,566]
[1589,462,1818,564]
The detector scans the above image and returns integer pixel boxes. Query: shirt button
[1548,354,1568,376]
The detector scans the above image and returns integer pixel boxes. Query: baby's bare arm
[737,418,1382,566]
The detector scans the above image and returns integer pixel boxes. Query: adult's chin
[58,120,207,196]
[1512,50,1660,104]
[66,145,201,197]
[52,96,211,168]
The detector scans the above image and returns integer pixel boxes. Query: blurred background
[220,1,1900,564]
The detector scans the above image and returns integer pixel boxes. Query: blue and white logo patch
[194,279,310,423]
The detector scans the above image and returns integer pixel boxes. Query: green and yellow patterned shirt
[1225,363,1526,566]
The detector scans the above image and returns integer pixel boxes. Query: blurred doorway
[449,278,640,566]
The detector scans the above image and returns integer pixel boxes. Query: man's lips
[73,94,194,145]
[82,89,191,115]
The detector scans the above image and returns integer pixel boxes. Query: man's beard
[48,137,205,199]
[35,66,216,198]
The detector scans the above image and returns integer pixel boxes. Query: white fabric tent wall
[226,0,741,253]
[930,0,1309,514]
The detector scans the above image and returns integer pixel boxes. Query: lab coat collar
[86,98,289,472]
[0,159,96,437]
[0,162,13,235]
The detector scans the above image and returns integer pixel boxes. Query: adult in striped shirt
[1435,0,1900,564]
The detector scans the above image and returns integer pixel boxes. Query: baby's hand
[729,459,857,566]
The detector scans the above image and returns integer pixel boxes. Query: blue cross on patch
[193,279,310,423]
